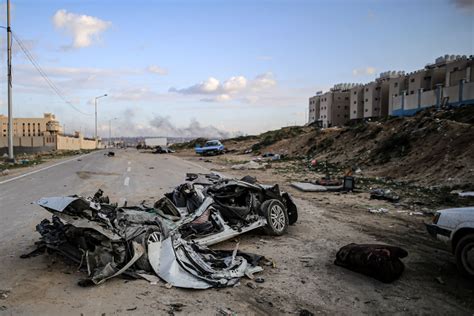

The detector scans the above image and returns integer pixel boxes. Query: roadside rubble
[22,173,298,289]
[368,208,389,214]
[370,188,400,202]
[291,176,355,193]
[231,160,267,170]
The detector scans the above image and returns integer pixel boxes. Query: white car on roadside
[425,207,474,278]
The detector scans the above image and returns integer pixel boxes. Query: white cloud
[201,94,232,103]
[251,72,277,91]
[257,56,273,61]
[170,73,276,102]
[146,65,168,75]
[352,66,377,76]
[52,9,111,49]
[222,76,247,92]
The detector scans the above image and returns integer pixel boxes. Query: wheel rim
[270,204,285,232]
[461,241,474,275]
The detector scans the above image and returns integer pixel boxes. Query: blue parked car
[195,140,225,156]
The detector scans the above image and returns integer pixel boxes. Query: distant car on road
[153,145,175,154]
[195,140,225,156]
[425,207,474,278]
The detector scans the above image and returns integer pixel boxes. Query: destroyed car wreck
[22,174,298,289]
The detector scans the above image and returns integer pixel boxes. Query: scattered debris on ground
[231,160,267,170]
[370,188,400,202]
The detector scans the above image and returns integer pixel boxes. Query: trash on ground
[0,290,9,300]
[368,208,389,214]
[370,188,400,202]
[291,182,327,192]
[231,160,267,170]
[106,151,115,157]
[334,243,408,283]
[23,173,298,289]
[262,152,282,161]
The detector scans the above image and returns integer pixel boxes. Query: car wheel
[261,199,289,236]
[455,234,474,278]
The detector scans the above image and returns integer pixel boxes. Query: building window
[354,101,356,104]
[345,97,349,100]
[410,78,415,83]
[365,109,368,112]
[410,90,414,94]
[353,111,356,114]
[375,97,379,101]
[365,99,368,102]
[365,88,368,92]
[344,106,348,109]
[394,82,398,87]
[394,94,398,97]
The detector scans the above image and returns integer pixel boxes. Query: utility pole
[94,93,107,146]
[7,0,13,160]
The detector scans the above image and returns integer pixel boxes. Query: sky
[0,0,472,138]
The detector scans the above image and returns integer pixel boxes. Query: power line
[7,29,93,116]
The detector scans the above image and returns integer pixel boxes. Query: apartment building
[308,55,474,125]
[391,55,474,115]
[319,84,351,128]
[308,92,322,124]
[363,73,394,118]
[349,85,364,120]
[388,72,407,115]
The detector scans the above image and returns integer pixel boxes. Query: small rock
[299,309,314,316]
[246,282,257,289]
[255,277,265,283]
[435,276,445,285]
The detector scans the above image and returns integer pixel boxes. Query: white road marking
[0,151,96,186]
[172,156,208,171]
[124,177,130,186]
[127,167,131,172]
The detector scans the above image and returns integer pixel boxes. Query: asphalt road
[0,148,209,315]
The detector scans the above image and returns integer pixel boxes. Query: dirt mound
[224,106,474,187]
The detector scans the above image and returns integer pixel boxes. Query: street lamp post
[108,117,117,147]
[94,94,108,145]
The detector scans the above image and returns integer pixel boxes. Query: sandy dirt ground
[1,149,473,315]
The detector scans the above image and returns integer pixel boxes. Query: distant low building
[0,113,97,154]
[0,113,62,137]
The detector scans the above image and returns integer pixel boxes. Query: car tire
[261,199,289,236]
[455,234,474,279]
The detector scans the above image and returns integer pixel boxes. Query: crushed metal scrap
[22,173,298,289]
